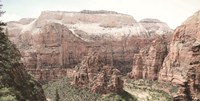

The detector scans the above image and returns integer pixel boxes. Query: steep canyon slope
[159,11,200,100]
[0,30,46,101]
[130,10,200,101]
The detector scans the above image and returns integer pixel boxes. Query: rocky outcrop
[80,10,118,14]
[0,32,46,101]
[182,11,200,25]
[6,10,172,82]
[159,11,200,100]
[73,51,123,94]
[8,11,173,42]
[33,10,149,40]
[130,37,168,80]
[140,18,173,37]
[7,21,87,82]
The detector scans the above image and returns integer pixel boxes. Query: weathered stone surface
[8,22,87,82]
[130,37,168,80]
[34,10,148,39]
[182,11,200,25]
[6,10,172,83]
[140,18,173,37]
[159,11,200,100]
[73,51,124,94]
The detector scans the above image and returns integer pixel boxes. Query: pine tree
[0,3,5,30]
[55,88,60,101]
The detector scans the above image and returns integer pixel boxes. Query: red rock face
[159,11,200,100]
[10,22,87,82]
[73,51,124,94]
[130,37,168,80]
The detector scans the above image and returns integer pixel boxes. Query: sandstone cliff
[7,10,172,82]
[73,51,124,94]
[8,10,172,41]
[140,18,173,37]
[7,20,87,82]
[33,10,148,40]
[0,31,46,101]
[130,37,168,80]
[159,11,200,100]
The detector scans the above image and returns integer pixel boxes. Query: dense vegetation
[43,77,137,101]
[0,5,19,101]
[43,77,100,101]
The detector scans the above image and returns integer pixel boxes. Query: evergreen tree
[0,3,5,30]
[55,88,60,101]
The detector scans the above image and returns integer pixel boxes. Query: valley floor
[43,77,174,101]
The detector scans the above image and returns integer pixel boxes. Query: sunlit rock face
[34,10,149,40]
[130,37,168,80]
[139,18,173,37]
[159,11,200,101]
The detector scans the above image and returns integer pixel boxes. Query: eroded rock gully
[14,23,87,82]
[72,51,124,94]
[130,37,168,80]
[130,11,200,101]
[159,24,200,100]
[7,10,172,83]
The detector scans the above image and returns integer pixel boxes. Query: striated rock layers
[8,10,172,44]
[7,10,172,82]
[34,10,148,40]
[130,37,168,80]
[8,21,87,82]
[73,51,123,94]
[0,32,46,101]
[139,18,173,37]
[159,11,200,100]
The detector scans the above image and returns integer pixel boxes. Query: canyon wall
[130,36,168,80]
[130,11,200,100]
[73,51,124,94]
[159,11,200,100]
[7,10,172,82]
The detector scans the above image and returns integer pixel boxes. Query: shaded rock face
[139,18,173,37]
[73,52,123,94]
[130,37,168,80]
[0,33,46,101]
[159,11,200,100]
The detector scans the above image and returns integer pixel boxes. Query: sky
[1,0,200,29]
